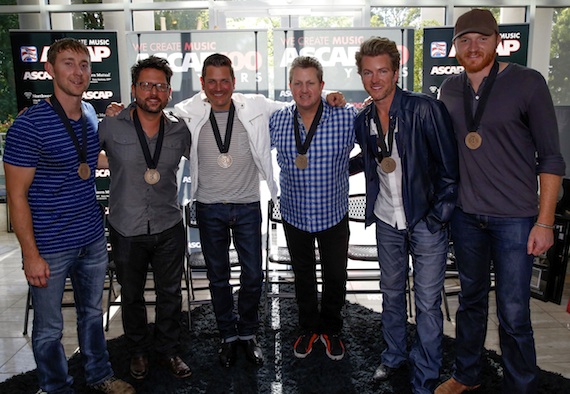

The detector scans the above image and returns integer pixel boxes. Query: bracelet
[535,222,555,230]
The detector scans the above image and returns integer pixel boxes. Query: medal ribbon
[50,95,88,166]
[133,108,165,170]
[463,61,499,133]
[209,101,236,154]
[372,110,395,161]
[294,101,323,155]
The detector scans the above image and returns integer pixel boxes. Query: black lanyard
[463,61,499,132]
[50,95,88,165]
[133,108,165,170]
[294,101,323,155]
[209,101,236,154]
[372,110,395,160]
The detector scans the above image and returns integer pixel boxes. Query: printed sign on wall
[126,30,268,104]
[10,30,121,118]
[273,28,415,108]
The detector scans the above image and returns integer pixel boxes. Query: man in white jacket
[175,53,343,368]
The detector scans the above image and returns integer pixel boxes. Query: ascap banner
[126,30,268,104]
[273,28,415,108]
[10,30,120,118]
[422,24,529,98]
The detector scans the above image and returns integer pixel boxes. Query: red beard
[456,50,496,73]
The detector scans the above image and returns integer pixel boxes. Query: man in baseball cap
[435,8,565,394]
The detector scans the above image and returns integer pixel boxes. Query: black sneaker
[320,333,345,360]
[293,332,319,358]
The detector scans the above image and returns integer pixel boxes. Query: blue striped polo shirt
[3,99,104,254]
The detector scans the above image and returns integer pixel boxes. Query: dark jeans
[109,221,185,358]
[196,201,263,341]
[283,215,349,334]
[375,218,447,394]
[450,208,538,393]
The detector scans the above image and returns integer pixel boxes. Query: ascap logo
[39,45,112,63]
[430,65,465,75]
[82,91,113,100]
[447,39,522,57]
[96,169,110,177]
[23,71,52,80]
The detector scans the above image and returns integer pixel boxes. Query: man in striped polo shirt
[3,38,133,394]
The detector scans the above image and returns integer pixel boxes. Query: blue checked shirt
[270,99,356,233]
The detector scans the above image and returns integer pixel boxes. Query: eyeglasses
[135,82,170,92]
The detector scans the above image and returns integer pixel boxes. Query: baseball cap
[453,9,499,41]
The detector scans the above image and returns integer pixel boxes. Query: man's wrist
[535,222,555,230]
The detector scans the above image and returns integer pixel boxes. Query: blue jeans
[109,221,185,358]
[376,219,447,394]
[196,202,263,341]
[450,208,537,393]
[31,236,113,394]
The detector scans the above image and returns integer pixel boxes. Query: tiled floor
[1,228,570,386]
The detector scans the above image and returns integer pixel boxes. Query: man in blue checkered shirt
[269,56,356,361]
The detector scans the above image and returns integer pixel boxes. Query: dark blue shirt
[3,100,104,254]
[439,63,566,217]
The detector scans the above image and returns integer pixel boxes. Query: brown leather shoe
[435,377,481,394]
[129,354,148,380]
[160,355,192,379]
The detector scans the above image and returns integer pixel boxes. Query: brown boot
[435,377,481,394]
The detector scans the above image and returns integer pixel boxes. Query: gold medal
[380,157,396,173]
[77,162,91,180]
[144,168,160,185]
[217,153,233,168]
[295,154,308,170]
[465,132,482,150]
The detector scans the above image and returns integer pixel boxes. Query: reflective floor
[1,229,569,385]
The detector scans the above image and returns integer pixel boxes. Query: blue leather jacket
[350,87,459,232]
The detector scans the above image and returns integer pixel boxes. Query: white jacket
[174,92,283,202]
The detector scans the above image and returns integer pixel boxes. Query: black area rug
[2,295,570,393]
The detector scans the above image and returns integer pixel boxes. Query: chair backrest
[268,198,283,223]
[185,200,198,228]
[348,193,367,223]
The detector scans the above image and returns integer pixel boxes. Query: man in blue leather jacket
[350,37,458,394]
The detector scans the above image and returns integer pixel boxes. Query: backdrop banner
[273,28,415,108]
[10,30,120,118]
[126,30,269,104]
[422,24,529,98]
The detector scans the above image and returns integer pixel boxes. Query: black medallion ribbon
[50,95,88,167]
[463,61,499,133]
[293,101,323,156]
[371,110,395,160]
[133,108,165,171]
[209,101,236,154]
